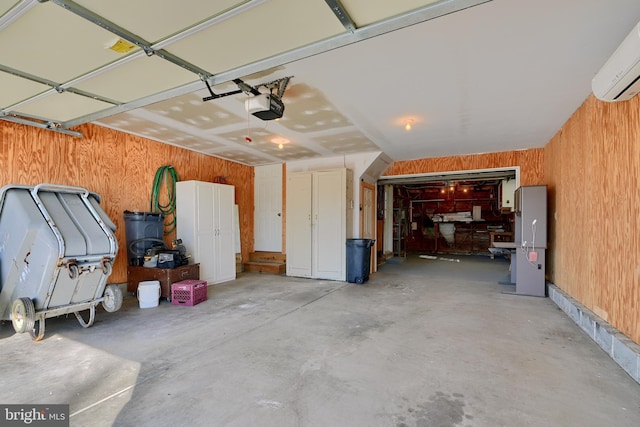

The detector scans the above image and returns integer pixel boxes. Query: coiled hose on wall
[150,165,179,235]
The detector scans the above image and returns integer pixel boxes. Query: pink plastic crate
[171,279,207,306]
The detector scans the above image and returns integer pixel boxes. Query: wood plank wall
[545,94,640,345]
[383,149,544,186]
[0,122,254,284]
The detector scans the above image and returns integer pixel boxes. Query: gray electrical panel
[512,185,547,297]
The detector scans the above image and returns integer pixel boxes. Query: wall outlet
[528,251,538,262]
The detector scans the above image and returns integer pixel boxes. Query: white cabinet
[501,178,518,210]
[176,180,236,284]
[286,168,353,281]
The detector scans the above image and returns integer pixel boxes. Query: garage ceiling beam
[0,113,82,137]
[0,0,38,32]
[325,0,357,32]
[47,0,213,79]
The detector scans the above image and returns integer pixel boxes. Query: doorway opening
[377,167,518,262]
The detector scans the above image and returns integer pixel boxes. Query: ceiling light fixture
[272,137,289,150]
[395,116,420,131]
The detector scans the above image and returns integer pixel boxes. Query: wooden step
[243,261,286,274]
[249,251,286,263]
[235,253,243,273]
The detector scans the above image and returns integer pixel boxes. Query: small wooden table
[127,264,200,300]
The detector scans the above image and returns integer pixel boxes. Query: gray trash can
[0,184,121,341]
[123,210,165,266]
[346,238,375,284]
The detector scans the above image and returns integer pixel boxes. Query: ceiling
[2,0,640,167]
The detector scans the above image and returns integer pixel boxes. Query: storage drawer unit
[127,264,200,299]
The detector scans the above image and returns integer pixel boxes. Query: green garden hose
[150,165,179,235]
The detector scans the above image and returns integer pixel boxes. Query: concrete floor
[1,254,639,427]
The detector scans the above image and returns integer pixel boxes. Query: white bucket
[137,280,160,308]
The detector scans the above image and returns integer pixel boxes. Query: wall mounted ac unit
[592,21,640,102]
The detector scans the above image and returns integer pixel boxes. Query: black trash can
[346,238,375,284]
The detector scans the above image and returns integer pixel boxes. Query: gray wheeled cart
[0,184,122,341]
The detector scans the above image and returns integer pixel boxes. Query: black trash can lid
[346,238,374,245]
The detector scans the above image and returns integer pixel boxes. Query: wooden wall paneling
[383,149,544,186]
[544,131,560,288]
[596,98,638,340]
[544,95,640,344]
[517,149,545,186]
[600,98,640,342]
[360,181,376,273]
[0,121,254,285]
[629,102,640,342]
[583,100,602,314]
[566,103,592,307]
[234,163,254,265]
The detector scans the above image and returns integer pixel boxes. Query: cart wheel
[11,298,35,334]
[68,264,79,280]
[30,318,45,342]
[101,260,113,276]
[102,284,123,312]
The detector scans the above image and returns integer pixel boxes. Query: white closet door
[286,172,312,277]
[254,164,283,252]
[195,182,216,283]
[312,169,345,281]
[214,184,236,283]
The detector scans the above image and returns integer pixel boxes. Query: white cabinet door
[214,183,236,283]
[195,182,216,284]
[177,181,236,285]
[286,172,312,277]
[312,170,346,281]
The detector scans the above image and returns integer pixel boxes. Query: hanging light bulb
[405,121,412,131]
[278,143,283,149]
